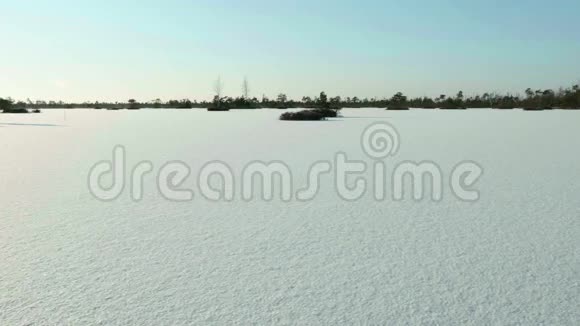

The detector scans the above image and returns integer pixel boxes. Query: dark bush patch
[280,110,326,121]
[315,108,338,118]
[2,108,29,114]
[523,107,545,111]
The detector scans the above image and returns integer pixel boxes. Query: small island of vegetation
[1,97,40,114]
[280,92,341,121]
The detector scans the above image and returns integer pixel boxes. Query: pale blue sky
[1,0,579,102]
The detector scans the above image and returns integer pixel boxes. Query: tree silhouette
[242,77,250,99]
[0,97,14,111]
[213,76,224,108]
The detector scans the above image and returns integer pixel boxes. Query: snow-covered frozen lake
[1,108,579,324]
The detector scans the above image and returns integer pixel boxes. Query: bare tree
[212,76,225,108]
[242,76,250,99]
[214,76,224,99]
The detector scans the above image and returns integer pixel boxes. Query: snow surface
[1,108,579,325]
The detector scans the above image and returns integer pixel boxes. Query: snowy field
[1,108,579,325]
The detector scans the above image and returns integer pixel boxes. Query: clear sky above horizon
[1,0,579,102]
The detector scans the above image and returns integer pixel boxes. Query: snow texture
[1,109,579,325]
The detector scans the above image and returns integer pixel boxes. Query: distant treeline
[2,83,579,110]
